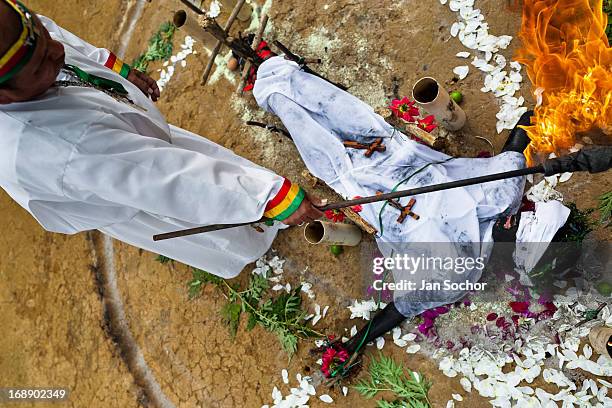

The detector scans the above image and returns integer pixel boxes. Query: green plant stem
[221,280,324,338]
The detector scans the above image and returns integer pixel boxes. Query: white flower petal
[460,377,472,392]
[406,344,421,354]
[451,22,461,37]
[453,65,470,80]
[319,394,333,403]
[392,327,402,340]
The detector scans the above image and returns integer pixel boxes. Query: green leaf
[355,353,432,408]
[597,190,612,225]
[220,302,242,338]
[155,254,173,264]
[246,312,258,331]
[131,21,176,73]
[192,267,224,286]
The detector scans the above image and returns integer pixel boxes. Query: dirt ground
[0,1,610,408]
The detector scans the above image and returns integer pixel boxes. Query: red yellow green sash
[264,178,305,221]
[104,52,131,79]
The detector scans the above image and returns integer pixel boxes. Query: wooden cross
[376,192,420,223]
[343,137,386,157]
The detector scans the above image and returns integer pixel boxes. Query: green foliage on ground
[355,353,432,408]
[555,202,596,243]
[597,190,612,225]
[188,268,321,357]
[132,22,176,73]
[155,254,173,265]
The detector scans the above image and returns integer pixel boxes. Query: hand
[282,195,326,226]
[127,68,161,102]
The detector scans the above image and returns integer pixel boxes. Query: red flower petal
[486,312,498,321]
[509,301,530,314]
[496,316,508,328]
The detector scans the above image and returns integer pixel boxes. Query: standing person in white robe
[0,0,323,278]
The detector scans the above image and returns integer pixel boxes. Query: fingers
[310,196,328,208]
[128,69,161,101]
[280,196,324,226]
[141,72,161,101]
[306,195,325,218]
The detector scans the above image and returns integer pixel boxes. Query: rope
[376,158,453,237]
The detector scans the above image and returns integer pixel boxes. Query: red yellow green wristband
[104,52,131,79]
[264,178,306,221]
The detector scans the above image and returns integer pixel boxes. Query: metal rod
[152,165,543,241]
[237,13,269,94]
[321,165,543,211]
[273,40,348,91]
[201,0,246,85]
[246,121,291,138]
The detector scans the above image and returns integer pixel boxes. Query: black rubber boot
[501,110,534,153]
[344,302,406,354]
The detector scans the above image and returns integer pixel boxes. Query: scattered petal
[406,344,421,354]
[453,65,469,80]
[319,394,333,403]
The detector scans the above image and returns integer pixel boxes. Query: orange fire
[516,0,612,164]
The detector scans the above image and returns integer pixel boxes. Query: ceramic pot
[173,10,217,50]
[588,325,612,358]
[304,221,362,246]
[412,77,466,131]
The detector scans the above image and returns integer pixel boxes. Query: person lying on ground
[0,0,323,278]
[251,55,573,360]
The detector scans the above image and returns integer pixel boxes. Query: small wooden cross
[376,192,420,223]
[343,137,386,157]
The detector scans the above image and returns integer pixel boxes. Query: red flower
[389,97,420,122]
[537,302,557,320]
[509,301,530,314]
[496,316,510,329]
[351,196,363,213]
[417,115,438,133]
[321,346,350,378]
[486,312,498,321]
[324,209,345,223]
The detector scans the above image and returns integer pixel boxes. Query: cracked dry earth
[1,1,610,408]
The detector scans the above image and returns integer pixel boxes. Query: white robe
[254,57,527,316]
[0,16,285,278]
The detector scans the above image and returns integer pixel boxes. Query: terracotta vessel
[173,10,217,50]
[588,325,612,358]
[412,77,466,131]
[304,221,362,246]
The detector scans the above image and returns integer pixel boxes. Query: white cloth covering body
[254,57,527,317]
[0,16,285,278]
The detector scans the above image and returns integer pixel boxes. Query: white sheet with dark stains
[254,57,526,317]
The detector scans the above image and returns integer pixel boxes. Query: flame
[516,0,612,164]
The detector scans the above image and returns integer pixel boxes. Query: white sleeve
[61,114,288,226]
[39,15,127,73]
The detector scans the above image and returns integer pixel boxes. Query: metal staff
[274,41,348,91]
[152,146,612,241]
